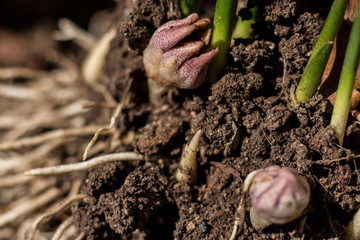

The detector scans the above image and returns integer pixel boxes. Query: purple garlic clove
[143,13,218,89]
[244,165,311,230]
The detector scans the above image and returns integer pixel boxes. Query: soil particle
[122,0,181,53]
[73,162,177,240]
[99,163,177,239]
[188,72,265,156]
[254,0,297,37]
[263,103,292,131]
[230,40,276,75]
[279,12,321,74]
[135,108,184,155]
[103,34,147,104]
[73,162,130,240]
[173,162,242,240]
[263,0,296,23]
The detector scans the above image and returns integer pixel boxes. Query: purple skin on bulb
[249,166,310,225]
[143,13,219,89]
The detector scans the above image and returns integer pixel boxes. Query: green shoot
[294,0,349,103]
[208,0,238,83]
[232,7,258,40]
[180,0,201,17]
[330,4,360,145]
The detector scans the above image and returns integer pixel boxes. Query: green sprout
[294,0,349,103]
[208,0,238,83]
[180,0,201,17]
[232,7,258,40]
[330,4,360,145]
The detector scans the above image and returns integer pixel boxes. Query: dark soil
[72,0,360,239]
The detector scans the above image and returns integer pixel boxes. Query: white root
[25,152,145,176]
[0,125,107,151]
[82,103,122,161]
[51,217,74,240]
[27,194,84,240]
[82,28,116,84]
[0,185,69,227]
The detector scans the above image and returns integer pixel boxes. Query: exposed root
[82,103,122,160]
[229,195,246,240]
[0,184,69,228]
[0,49,104,239]
[82,101,116,109]
[87,81,117,106]
[51,217,74,240]
[3,100,89,141]
[314,154,360,164]
[0,67,48,81]
[0,228,14,239]
[74,232,85,240]
[26,194,85,240]
[0,125,107,151]
[25,152,145,176]
[0,174,34,188]
[53,18,96,51]
[17,219,34,240]
[0,11,133,239]
[0,83,79,102]
[0,138,71,175]
[3,178,56,207]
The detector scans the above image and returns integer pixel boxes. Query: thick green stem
[294,0,349,103]
[208,0,238,83]
[330,4,360,145]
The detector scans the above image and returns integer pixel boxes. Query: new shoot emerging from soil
[330,4,360,145]
[294,0,349,103]
[244,166,310,230]
[143,13,218,102]
[176,129,202,184]
[208,0,238,83]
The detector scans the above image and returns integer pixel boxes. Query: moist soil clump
[72,0,360,239]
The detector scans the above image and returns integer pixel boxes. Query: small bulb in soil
[244,165,310,230]
[143,13,219,89]
[176,129,202,184]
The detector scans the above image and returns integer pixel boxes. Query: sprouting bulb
[244,165,311,230]
[143,13,218,89]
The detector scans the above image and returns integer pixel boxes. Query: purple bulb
[143,13,218,89]
[245,166,310,230]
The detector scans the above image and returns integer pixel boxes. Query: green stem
[180,0,201,17]
[294,0,349,103]
[208,0,238,83]
[330,4,360,145]
[232,7,258,39]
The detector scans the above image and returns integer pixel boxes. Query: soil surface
[68,0,360,239]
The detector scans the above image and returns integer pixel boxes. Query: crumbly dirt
[72,0,360,239]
